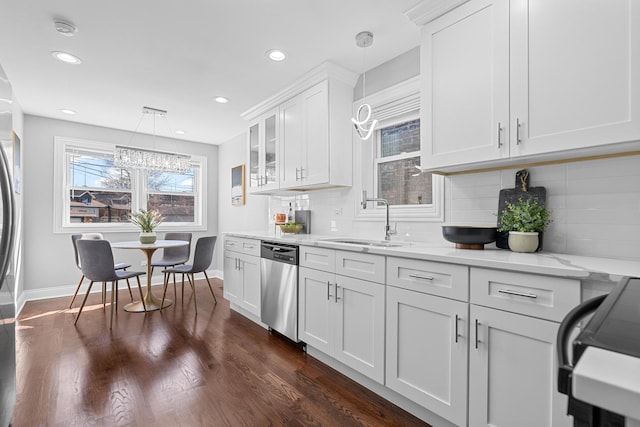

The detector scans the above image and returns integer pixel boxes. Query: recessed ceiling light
[267,50,286,61]
[214,96,229,104]
[51,51,82,64]
[60,109,76,115]
[175,130,185,135]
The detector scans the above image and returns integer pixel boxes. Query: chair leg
[135,276,146,312]
[125,278,134,301]
[102,282,107,307]
[190,273,197,314]
[203,271,217,304]
[69,275,85,309]
[75,281,95,325]
[181,273,186,300]
[110,281,116,330]
[160,273,170,310]
[173,272,177,300]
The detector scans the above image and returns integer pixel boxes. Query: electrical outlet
[333,208,343,216]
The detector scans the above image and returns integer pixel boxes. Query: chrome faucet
[361,190,397,241]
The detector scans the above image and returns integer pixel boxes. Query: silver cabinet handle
[227,241,236,246]
[295,168,300,181]
[497,122,503,147]
[327,281,332,300]
[409,274,434,281]
[235,257,240,270]
[498,289,538,299]
[455,314,461,343]
[475,319,481,349]
[299,167,304,180]
[335,284,340,302]
[516,118,522,145]
[263,175,268,186]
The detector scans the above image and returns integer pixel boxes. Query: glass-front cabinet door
[247,109,279,194]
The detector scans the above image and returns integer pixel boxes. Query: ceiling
[0,0,422,145]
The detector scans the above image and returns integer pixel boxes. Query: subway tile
[566,207,640,226]
[567,155,640,180]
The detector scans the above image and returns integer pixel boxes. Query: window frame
[53,136,207,233]
[354,77,444,222]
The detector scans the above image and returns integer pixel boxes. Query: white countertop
[226,231,640,282]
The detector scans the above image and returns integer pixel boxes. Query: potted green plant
[498,198,552,253]
[130,209,163,243]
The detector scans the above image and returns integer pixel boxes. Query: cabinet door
[239,253,261,317]
[469,305,570,427]
[421,0,509,169]
[223,252,241,303]
[299,80,329,186]
[247,122,261,192]
[298,267,334,355]
[279,95,302,189]
[510,0,640,156]
[386,286,468,426]
[261,111,279,191]
[334,276,385,384]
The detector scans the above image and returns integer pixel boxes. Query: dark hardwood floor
[13,278,430,426]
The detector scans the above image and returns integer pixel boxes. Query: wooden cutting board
[496,169,547,250]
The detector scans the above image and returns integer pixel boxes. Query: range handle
[556,294,607,395]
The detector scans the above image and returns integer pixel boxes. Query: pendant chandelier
[352,31,378,141]
[114,106,191,173]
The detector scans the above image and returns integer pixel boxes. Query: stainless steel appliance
[260,241,299,342]
[0,64,17,426]
[557,277,640,427]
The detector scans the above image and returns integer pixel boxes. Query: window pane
[69,190,131,223]
[378,157,432,205]
[147,169,194,193]
[380,119,420,158]
[147,194,195,222]
[70,152,131,190]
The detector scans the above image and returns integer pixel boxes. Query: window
[54,137,206,232]
[356,76,443,221]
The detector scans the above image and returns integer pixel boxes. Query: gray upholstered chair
[69,233,133,309]
[161,236,217,314]
[150,232,192,299]
[74,239,146,328]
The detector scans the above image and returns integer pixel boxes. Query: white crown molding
[241,61,359,121]
[404,0,470,26]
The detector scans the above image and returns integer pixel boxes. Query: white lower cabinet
[223,237,261,317]
[386,285,469,427]
[468,304,570,427]
[298,266,385,383]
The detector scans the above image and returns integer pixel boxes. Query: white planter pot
[139,231,157,244]
[508,231,539,253]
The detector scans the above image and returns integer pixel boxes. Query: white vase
[508,231,539,253]
[139,231,157,244]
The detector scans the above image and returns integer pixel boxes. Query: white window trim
[354,76,444,222]
[53,136,207,233]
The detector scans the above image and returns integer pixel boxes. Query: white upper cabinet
[242,62,357,192]
[421,0,509,169]
[247,109,279,194]
[420,0,640,172]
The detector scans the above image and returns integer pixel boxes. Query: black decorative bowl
[442,225,498,250]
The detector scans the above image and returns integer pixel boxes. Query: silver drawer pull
[409,274,434,281]
[498,289,538,299]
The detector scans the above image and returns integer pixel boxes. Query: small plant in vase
[498,198,552,253]
[130,209,163,243]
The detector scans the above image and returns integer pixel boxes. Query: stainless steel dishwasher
[260,241,299,342]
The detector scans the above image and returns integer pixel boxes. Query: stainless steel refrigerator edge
[260,241,299,342]
[0,63,17,426]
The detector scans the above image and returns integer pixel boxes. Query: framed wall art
[231,164,245,205]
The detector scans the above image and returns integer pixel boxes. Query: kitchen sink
[320,238,408,248]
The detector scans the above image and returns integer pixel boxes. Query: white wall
[216,132,269,269]
[22,115,219,300]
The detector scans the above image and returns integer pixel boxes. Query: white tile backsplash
[268,154,640,261]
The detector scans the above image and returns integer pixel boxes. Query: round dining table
[111,239,189,312]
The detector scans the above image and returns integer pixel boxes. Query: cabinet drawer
[387,257,469,301]
[470,268,580,322]
[335,250,385,284]
[225,236,260,257]
[300,246,336,271]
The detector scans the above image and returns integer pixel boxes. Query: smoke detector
[355,31,373,48]
[54,21,78,37]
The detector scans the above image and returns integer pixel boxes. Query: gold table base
[124,293,172,312]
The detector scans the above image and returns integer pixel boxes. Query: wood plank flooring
[13,278,430,426]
